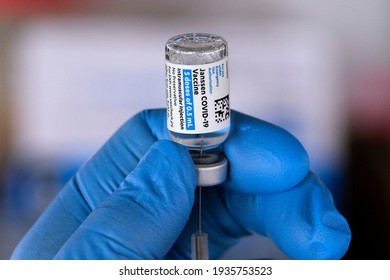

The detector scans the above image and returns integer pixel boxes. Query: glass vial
[165,33,230,151]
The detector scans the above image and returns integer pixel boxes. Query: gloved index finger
[12,111,161,259]
[143,109,310,194]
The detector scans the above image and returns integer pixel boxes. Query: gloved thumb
[54,140,197,259]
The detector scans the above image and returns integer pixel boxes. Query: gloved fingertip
[142,139,197,186]
[223,111,309,194]
[127,139,198,203]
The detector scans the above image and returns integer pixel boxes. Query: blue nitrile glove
[11,109,351,260]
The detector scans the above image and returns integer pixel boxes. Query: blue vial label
[166,58,230,134]
[182,69,195,130]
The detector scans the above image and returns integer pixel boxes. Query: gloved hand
[11,109,351,260]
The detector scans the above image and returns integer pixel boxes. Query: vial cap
[194,154,228,187]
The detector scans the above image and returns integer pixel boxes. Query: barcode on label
[214,95,230,123]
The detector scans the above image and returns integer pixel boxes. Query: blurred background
[0,0,389,259]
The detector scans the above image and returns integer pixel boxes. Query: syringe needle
[191,138,209,260]
[198,137,204,234]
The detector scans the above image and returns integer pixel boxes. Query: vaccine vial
[165,33,230,151]
[165,34,230,259]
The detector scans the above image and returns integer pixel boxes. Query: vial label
[166,58,230,134]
